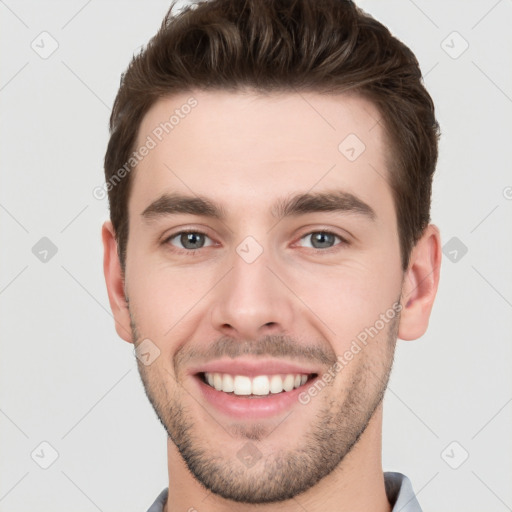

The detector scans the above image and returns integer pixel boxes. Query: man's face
[123,90,404,502]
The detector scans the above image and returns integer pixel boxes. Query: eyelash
[162,229,214,255]
[298,230,350,252]
[162,229,349,254]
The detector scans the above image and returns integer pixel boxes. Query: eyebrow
[141,191,376,222]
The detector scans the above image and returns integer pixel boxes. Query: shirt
[146,471,422,511]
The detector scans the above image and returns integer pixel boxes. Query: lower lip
[195,375,317,420]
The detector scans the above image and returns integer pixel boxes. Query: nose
[209,245,294,341]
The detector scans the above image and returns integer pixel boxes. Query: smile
[190,359,321,418]
[202,372,315,396]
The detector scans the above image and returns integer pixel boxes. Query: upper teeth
[204,372,309,396]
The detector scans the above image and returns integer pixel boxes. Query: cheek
[125,254,216,340]
[290,258,401,349]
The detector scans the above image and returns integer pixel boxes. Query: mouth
[189,359,321,419]
[199,372,317,397]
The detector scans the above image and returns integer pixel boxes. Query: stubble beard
[131,311,399,503]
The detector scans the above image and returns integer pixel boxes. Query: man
[101,0,441,510]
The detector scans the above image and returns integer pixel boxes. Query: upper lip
[188,358,321,378]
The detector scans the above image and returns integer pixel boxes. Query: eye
[298,231,346,249]
[165,231,214,251]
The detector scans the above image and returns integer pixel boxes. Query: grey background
[1,1,511,511]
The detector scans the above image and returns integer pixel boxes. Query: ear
[398,224,442,341]
[102,220,133,343]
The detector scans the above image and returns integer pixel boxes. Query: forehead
[129,89,392,219]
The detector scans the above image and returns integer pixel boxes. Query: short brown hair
[104,0,440,273]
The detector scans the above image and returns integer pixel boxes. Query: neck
[164,404,391,512]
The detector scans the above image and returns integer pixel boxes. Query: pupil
[312,232,334,248]
[182,233,204,249]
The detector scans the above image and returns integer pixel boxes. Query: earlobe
[101,220,133,343]
[398,224,442,341]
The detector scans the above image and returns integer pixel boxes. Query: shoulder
[384,472,423,512]
[145,487,168,512]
